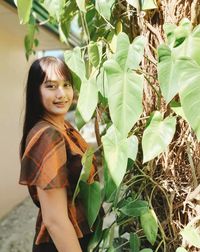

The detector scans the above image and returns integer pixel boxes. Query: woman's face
[40,67,73,119]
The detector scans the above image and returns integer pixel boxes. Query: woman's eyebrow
[45,80,57,83]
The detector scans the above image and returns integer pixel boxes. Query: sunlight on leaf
[79,181,102,227]
[181,226,200,248]
[140,209,158,245]
[142,112,176,163]
[102,125,128,186]
[176,247,188,252]
[17,0,32,24]
[77,78,98,122]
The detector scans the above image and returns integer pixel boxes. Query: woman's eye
[45,82,56,88]
[64,82,72,88]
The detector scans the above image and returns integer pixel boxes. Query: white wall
[0,26,29,218]
[0,2,67,219]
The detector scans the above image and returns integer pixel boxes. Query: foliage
[16,0,200,251]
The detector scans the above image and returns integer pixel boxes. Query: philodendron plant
[15,0,200,250]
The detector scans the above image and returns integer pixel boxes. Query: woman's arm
[37,187,82,252]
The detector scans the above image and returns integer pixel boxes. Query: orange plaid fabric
[19,120,98,245]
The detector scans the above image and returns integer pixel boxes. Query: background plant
[15,0,200,251]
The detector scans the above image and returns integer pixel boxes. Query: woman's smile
[40,71,73,119]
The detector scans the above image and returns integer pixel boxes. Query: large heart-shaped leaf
[79,181,102,228]
[104,60,143,137]
[77,77,98,122]
[142,112,176,163]
[17,0,32,24]
[163,23,177,46]
[64,47,86,88]
[167,18,191,48]
[175,58,200,140]
[140,209,158,245]
[173,25,200,65]
[114,33,146,71]
[158,45,180,103]
[104,33,145,137]
[102,125,128,186]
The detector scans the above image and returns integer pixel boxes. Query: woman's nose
[56,87,65,98]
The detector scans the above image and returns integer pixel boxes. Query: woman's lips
[54,102,66,107]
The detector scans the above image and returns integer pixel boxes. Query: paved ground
[0,197,37,252]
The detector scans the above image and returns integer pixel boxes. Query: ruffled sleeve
[19,126,69,190]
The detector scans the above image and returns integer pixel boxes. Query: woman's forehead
[44,65,66,80]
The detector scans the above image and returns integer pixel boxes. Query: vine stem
[186,142,198,188]
[80,11,90,44]
[136,166,173,244]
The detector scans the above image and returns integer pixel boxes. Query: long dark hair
[20,56,72,157]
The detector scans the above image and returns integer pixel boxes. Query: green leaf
[76,0,86,12]
[142,112,176,163]
[43,0,65,21]
[102,125,128,186]
[88,41,102,68]
[126,0,140,11]
[173,24,200,65]
[79,181,102,228]
[127,135,138,161]
[64,47,86,84]
[140,209,158,245]
[24,20,38,60]
[120,199,149,217]
[115,33,146,71]
[77,77,98,122]
[158,45,180,103]
[176,248,188,252]
[104,61,143,137]
[95,0,115,20]
[130,233,140,252]
[163,18,192,48]
[181,226,200,248]
[141,0,157,10]
[170,101,188,122]
[88,216,103,251]
[163,23,177,46]
[75,108,86,130]
[17,0,32,24]
[72,147,94,202]
[97,68,108,98]
[103,158,117,202]
[104,33,145,137]
[176,59,200,140]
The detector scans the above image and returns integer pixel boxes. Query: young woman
[19,56,98,252]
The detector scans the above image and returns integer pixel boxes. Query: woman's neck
[42,113,66,131]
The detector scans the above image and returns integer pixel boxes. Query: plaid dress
[19,119,98,245]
